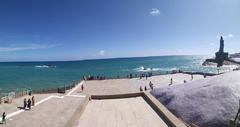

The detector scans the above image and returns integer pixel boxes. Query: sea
[0,55,236,94]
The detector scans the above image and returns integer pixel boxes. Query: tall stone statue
[215,36,228,67]
[219,36,224,53]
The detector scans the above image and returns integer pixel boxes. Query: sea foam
[35,65,50,68]
[133,66,161,72]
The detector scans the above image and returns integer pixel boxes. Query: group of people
[139,86,146,92]
[23,96,35,110]
[169,74,195,86]
[0,95,35,124]
[83,72,155,81]
[139,81,154,92]
[83,75,107,81]
[139,74,196,89]
[139,73,153,80]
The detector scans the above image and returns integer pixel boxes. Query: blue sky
[0,0,239,61]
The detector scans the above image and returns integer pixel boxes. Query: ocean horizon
[0,55,236,94]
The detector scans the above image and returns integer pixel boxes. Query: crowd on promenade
[83,72,154,81]
[82,68,217,82]
[83,75,106,80]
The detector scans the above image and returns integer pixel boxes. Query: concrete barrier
[143,92,187,127]
[91,92,143,99]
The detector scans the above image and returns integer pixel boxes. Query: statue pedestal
[215,52,228,67]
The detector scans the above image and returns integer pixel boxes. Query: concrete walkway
[0,82,86,127]
[76,97,168,127]
[74,73,204,95]
[0,74,197,127]
[0,94,59,118]
[5,96,85,127]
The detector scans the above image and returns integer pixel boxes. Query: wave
[133,66,161,72]
[35,65,50,68]
[133,66,180,72]
[35,65,56,68]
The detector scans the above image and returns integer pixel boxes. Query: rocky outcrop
[202,58,240,66]
[230,53,240,58]
[151,71,240,127]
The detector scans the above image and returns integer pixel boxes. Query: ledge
[65,95,90,127]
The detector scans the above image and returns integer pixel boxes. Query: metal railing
[0,80,82,104]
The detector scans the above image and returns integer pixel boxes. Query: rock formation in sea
[151,71,240,127]
[230,53,240,58]
[202,36,240,67]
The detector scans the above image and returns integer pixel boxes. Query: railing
[0,80,82,104]
[32,80,81,94]
[84,70,218,81]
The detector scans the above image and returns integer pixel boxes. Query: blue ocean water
[0,55,234,93]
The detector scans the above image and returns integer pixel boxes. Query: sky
[0,0,239,61]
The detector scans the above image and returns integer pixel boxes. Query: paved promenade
[76,97,168,127]
[0,82,86,127]
[73,73,204,95]
[5,96,85,127]
[0,93,58,118]
[0,73,203,127]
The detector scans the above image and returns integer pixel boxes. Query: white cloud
[149,8,160,16]
[0,43,59,52]
[98,50,105,56]
[209,43,216,46]
[216,34,234,39]
[228,34,234,38]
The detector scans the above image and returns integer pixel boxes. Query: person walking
[23,98,27,109]
[144,86,147,91]
[27,99,31,109]
[149,81,153,90]
[140,86,143,92]
[81,85,84,91]
[32,96,35,106]
[2,112,6,124]
[184,80,187,83]
[169,78,173,86]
